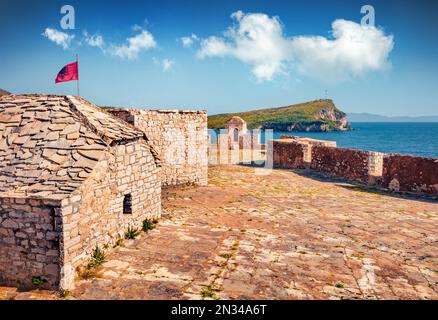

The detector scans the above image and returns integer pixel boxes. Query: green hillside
[208,99,349,131]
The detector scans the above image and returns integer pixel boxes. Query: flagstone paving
[1,164,438,299]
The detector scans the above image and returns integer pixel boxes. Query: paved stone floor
[1,164,438,300]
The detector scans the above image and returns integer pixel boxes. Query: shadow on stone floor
[237,162,438,204]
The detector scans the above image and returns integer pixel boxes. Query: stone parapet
[271,136,438,195]
[311,146,372,183]
[109,109,208,186]
[381,154,438,194]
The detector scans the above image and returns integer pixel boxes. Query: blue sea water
[211,123,438,158]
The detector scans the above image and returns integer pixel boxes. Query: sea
[210,123,438,158]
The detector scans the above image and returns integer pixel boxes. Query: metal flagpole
[76,54,80,97]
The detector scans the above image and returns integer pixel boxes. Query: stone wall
[272,137,337,169]
[59,140,161,289]
[271,137,438,196]
[109,109,208,186]
[310,146,372,183]
[368,152,385,184]
[279,135,337,148]
[381,154,438,194]
[0,197,61,289]
[272,140,306,169]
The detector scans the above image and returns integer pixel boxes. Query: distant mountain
[348,112,438,122]
[0,88,11,96]
[208,99,351,132]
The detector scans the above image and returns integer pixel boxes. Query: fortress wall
[272,137,338,170]
[272,140,306,169]
[310,146,371,183]
[271,136,438,196]
[279,135,337,148]
[381,154,438,194]
[0,197,61,289]
[109,109,208,186]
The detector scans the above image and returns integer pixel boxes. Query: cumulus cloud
[83,31,105,49]
[42,27,74,49]
[197,11,394,82]
[110,28,157,60]
[197,11,290,81]
[291,19,394,80]
[180,33,199,48]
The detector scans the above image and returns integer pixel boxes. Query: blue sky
[0,0,437,116]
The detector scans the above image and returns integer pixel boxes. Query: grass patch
[31,276,47,286]
[201,285,220,300]
[77,246,106,280]
[87,246,106,269]
[335,282,345,289]
[219,253,234,259]
[113,239,123,248]
[125,226,140,239]
[142,219,156,232]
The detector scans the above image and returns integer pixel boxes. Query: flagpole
[76,54,80,97]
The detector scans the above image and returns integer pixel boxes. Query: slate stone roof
[0,94,159,200]
[0,89,10,97]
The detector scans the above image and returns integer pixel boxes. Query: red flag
[55,61,79,83]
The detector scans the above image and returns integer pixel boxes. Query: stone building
[215,116,262,151]
[108,108,208,186]
[225,116,247,148]
[0,94,161,289]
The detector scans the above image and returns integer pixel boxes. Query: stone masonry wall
[0,197,61,289]
[109,109,208,187]
[272,137,337,169]
[59,140,161,289]
[271,137,438,196]
[279,135,337,148]
[381,154,438,194]
[273,140,306,169]
[311,146,371,183]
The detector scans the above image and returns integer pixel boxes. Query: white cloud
[197,11,394,82]
[83,31,105,49]
[162,58,175,72]
[198,36,229,57]
[153,57,175,72]
[197,11,292,81]
[291,19,394,80]
[180,33,199,48]
[42,27,74,50]
[110,28,157,60]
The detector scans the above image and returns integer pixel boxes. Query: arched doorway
[233,128,239,142]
